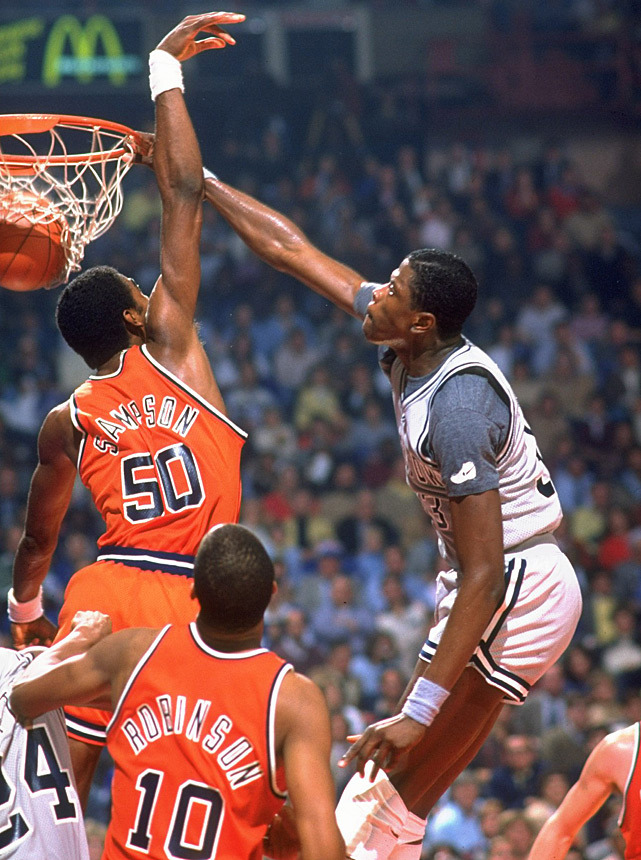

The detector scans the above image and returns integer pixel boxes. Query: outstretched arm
[145,13,244,379]
[269,672,344,860]
[204,175,365,317]
[10,621,157,722]
[11,404,78,649]
[528,728,632,860]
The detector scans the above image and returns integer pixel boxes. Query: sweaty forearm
[155,89,203,201]
[12,534,54,602]
[204,177,307,273]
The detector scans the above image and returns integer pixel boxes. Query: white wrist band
[149,49,184,102]
[203,167,218,182]
[401,677,449,727]
[8,587,44,624]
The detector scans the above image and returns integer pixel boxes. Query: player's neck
[94,347,129,376]
[403,334,464,377]
[195,619,263,653]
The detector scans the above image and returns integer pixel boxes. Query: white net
[0,115,138,284]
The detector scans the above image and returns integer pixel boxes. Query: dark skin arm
[203,176,365,316]
[265,671,344,860]
[11,623,157,723]
[11,14,244,650]
[143,13,244,411]
[11,404,79,649]
[340,488,506,776]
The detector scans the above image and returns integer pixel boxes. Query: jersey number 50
[121,444,205,523]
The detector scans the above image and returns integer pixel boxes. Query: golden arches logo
[42,15,130,87]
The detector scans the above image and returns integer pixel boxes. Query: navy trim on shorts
[97,545,195,577]
[484,558,525,649]
[419,556,532,703]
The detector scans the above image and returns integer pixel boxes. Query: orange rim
[0,114,141,174]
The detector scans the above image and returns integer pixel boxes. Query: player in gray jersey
[0,611,108,859]
[201,172,582,860]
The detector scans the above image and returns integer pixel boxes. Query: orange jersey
[105,624,290,860]
[619,722,641,860]
[70,345,246,574]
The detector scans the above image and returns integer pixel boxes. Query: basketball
[0,191,68,291]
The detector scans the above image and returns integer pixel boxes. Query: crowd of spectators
[1,63,641,857]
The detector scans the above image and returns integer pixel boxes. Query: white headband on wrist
[8,587,44,624]
[149,49,184,102]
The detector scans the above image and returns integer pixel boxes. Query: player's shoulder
[434,369,505,413]
[277,670,326,717]
[589,723,638,781]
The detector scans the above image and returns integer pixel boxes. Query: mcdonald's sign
[42,15,142,87]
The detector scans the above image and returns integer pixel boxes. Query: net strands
[0,118,137,283]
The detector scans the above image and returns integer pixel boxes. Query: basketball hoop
[0,114,142,286]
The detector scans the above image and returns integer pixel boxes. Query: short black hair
[55,266,136,368]
[194,524,274,633]
[406,249,478,338]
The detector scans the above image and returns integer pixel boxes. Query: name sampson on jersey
[119,694,264,790]
[92,395,200,456]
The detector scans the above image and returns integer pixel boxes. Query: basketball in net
[0,190,68,291]
[0,114,141,290]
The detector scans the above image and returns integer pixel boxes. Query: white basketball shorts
[419,534,582,703]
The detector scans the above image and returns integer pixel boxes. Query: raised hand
[156,12,246,61]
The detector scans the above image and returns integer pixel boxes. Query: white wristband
[149,49,184,102]
[8,587,44,624]
[401,677,449,727]
[203,167,218,182]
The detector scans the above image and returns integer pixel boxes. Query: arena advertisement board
[0,14,144,90]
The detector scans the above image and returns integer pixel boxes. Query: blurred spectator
[336,487,399,555]
[510,662,570,737]
[294,365,345,434]
[296,538,348,616]
[425,772,487,858]
[485,735,544,810]
[311,574,373,655]
[225,360,278,431]
[274,327,324,406]
[601,605,641,695]
[375,574,430,677]
[349,630,399,710]
[273,607,325,674]
[497,809,537,860]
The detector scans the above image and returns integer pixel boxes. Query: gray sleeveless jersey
[386,337,562,567]
[0,649,89,859]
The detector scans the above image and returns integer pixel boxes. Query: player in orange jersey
[527,721,638,860]
[11,524,345,860]
[9,12,246,806]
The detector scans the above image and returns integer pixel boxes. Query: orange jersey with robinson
[105,623,290,860]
